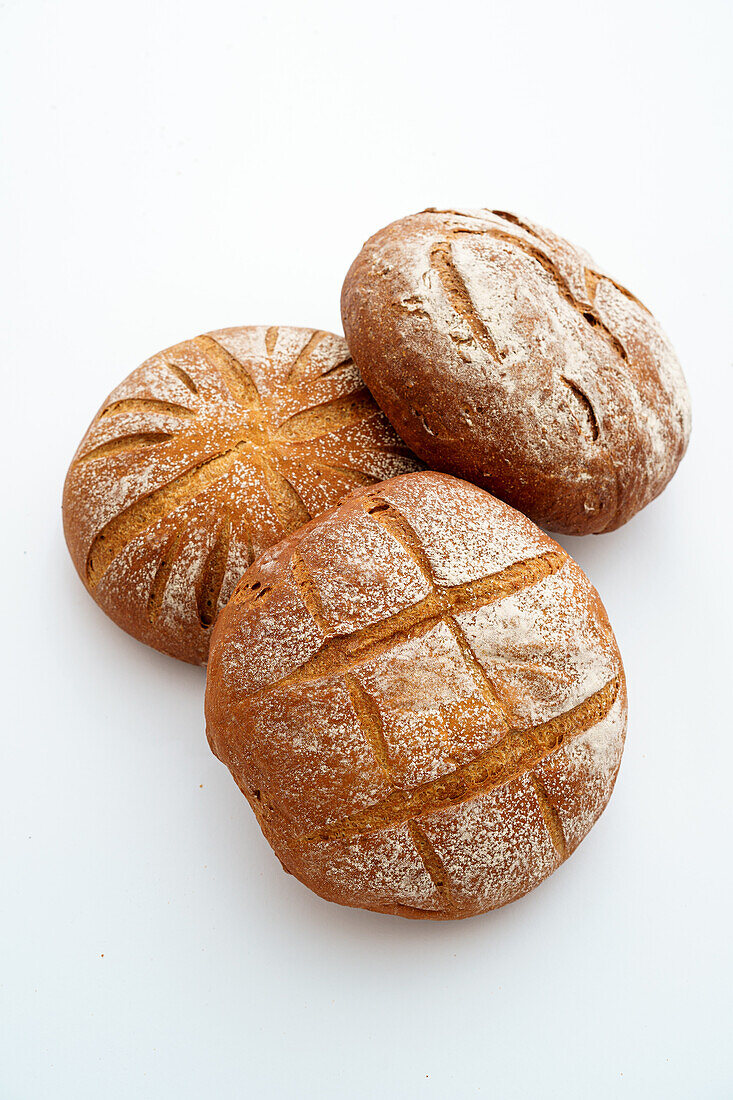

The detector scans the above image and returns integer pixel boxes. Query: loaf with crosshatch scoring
[205,471,627,919]
[341,207,691,535]
[62,326,420,664]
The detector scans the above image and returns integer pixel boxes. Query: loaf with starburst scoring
[63,325,420,663]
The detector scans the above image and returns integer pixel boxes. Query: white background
[2,1,732,1096]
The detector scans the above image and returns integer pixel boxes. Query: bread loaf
[62,326,420,664]
[206,471,627,919]
[341,208,691,534]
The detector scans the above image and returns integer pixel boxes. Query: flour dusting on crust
[206,471,628,919]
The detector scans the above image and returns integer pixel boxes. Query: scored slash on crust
[147,527,187,624]
[75,431,176,464]
[429,240,502,362]
[100,397,196,420]
[241,545,568,696]
[196,513,235,628]
[562,377,600,441]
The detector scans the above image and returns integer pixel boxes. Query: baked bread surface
[206,471,627,919]
[341,208,691,534]
[63,326,420,663]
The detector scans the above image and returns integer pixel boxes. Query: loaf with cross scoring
[341,207,691,535]
[62,325,421,664]
[205,471,627,919]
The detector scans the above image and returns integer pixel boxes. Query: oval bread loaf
[341,208,691,535]
[206,471,627,919]
[63,326,421,664]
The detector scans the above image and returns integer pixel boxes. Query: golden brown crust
[341,208,691,534]
[62,326,421,663]
[205,471,628,919]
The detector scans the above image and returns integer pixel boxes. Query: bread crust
[206,471,627,919]
[341,208,691,534]
[62,326,420,663]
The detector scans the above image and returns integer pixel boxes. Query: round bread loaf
[63,326,420,664]
[341,208,691,535]
[206,471,627,920]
